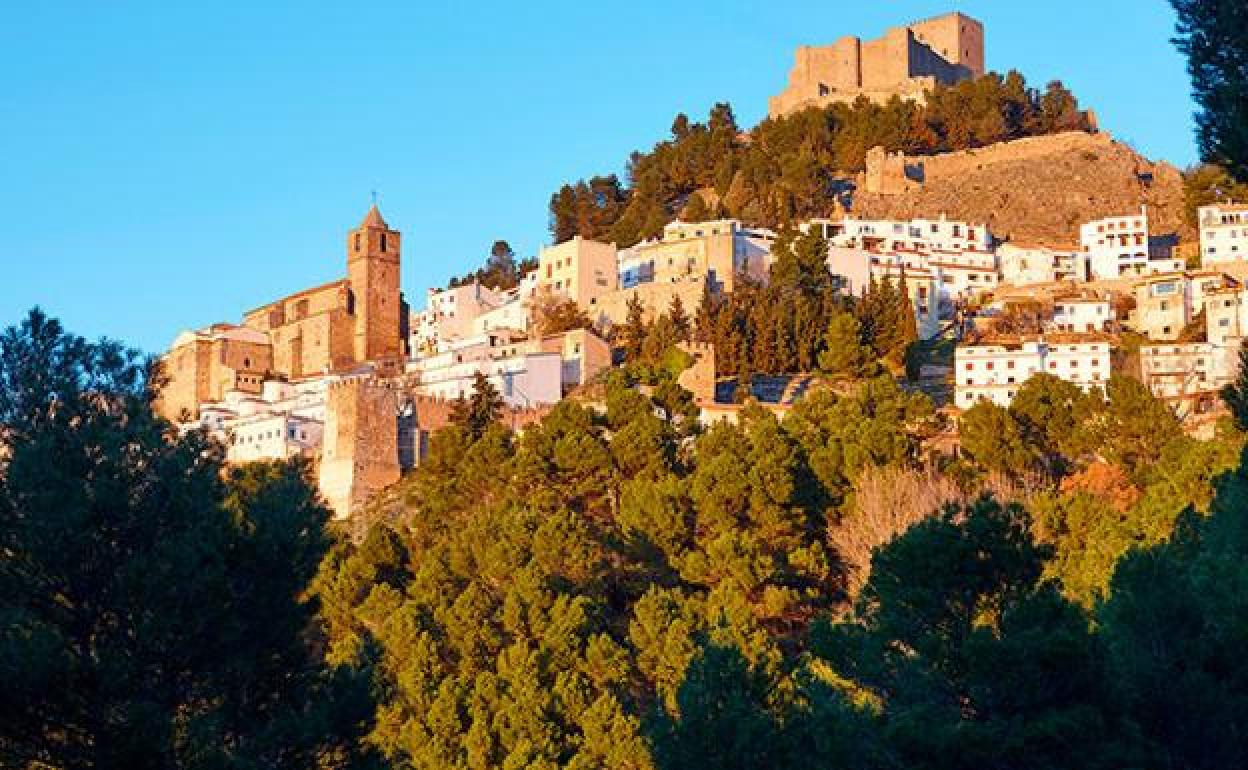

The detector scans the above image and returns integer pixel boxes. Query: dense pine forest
[6,294,1248,768]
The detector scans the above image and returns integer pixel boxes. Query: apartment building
[813,214,992,254]
[1047,295,1113,334]
[1140,341,1235,401]
[808,215,997,305]
[1081,207,1181,280]
[629,219,774,293]
[406,330,563,408]
[411,281,512,355]
[955,336,1112,408]
[538,236,618,306]
[997,242,1086,285]
[1199,202,1248,266]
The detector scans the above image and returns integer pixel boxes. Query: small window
[380,232,388,252]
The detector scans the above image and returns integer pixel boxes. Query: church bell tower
[347,204,403,365]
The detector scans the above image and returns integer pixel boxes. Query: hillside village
[155,11,1248,519]
[18,4,1248,767]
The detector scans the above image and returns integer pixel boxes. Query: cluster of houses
[406,201,1248,425]
[955,203,1248,418]
[159,200,1248,515]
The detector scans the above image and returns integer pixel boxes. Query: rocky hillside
[851,132,1188,246]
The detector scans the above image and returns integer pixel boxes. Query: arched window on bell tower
[354,233,361,253]
[346,288,355,315]
[380,232,387,252]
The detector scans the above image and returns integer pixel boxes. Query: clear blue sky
[0,1,1197,353]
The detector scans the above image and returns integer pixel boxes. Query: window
[354,233,361,251]
[380,232,387,252]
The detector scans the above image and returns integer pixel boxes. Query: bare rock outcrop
[852,131,1187,245]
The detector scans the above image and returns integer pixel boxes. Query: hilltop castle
[768,11,984,118]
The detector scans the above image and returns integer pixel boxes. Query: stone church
[156,205,409,420]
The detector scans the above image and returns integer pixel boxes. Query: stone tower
[908,12,984,82]
[318,377,401,519]
[347,205,403,365]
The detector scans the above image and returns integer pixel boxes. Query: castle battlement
[769,11,984,118]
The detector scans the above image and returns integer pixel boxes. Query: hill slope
[851,131,1188,245]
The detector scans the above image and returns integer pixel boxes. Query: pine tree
[0,309,375,768]
[450,371,504,440]
[817,310,874,379]
[1171,0,1248,181]
[681,192,712,222]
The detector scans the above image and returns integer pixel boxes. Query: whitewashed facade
[955,337,1111,409]
[1199,203,1248,266]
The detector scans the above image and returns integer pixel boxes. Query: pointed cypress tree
[621,295,650,362]
[669,294,692,343]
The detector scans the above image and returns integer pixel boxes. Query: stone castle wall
[864,131,1113,195]
[913,131,1114,183]
[677,341,717,404]
[267,309,355,379]
[242,280,350,332]
[155,334,273,420]
[589,280,707,330]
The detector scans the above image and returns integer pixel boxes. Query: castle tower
[908,12,984,79]
[318,377,400,519]
[347,205,403,365]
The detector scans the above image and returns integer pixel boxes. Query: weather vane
[370,189,378,206]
